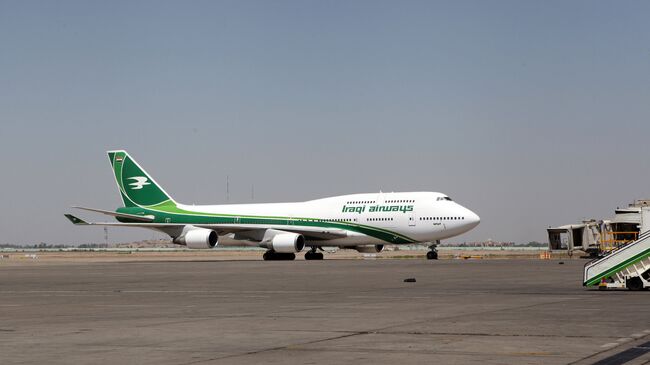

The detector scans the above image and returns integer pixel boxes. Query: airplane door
[409,212,416,227]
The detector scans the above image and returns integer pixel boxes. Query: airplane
[65,150,480,260]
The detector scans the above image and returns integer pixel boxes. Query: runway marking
[271,329,620,339]
[278,305,327,309]
[349,296,434,299]
[601,343,619,348]
[369,297,584,335]
[94,304,155,307]
[180,331,367,364]
[193,295,270,299]
[591,341,650,365]
[616,338,632,342]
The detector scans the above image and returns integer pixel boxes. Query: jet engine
[173,227,218,249]
[265,233,305,253]
[354,244,384,253]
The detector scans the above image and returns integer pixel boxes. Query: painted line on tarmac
[94,304,156,307]
[601,343,619,348]
[592,341,650,365]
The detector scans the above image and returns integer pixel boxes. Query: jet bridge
[547,221,602,256]
[583,207,650,290]
[548,201,649,256]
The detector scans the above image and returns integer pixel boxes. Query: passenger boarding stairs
[584,230,650,290]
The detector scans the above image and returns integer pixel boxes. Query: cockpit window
[436,197,453,201]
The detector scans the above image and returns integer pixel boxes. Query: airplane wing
[64,214,348,241]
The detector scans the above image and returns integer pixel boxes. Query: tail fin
[107,150,176,208]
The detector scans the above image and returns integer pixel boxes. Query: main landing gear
[304,247,324,260]
[262,250,296,261]
[427,241,440,260]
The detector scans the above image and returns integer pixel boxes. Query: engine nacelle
[174,227,218,249]
[354,244,384,253]
[269,233,305,253]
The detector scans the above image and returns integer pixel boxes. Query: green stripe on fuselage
[119,204,417,244]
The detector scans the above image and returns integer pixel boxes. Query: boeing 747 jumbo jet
[65,151,480,260]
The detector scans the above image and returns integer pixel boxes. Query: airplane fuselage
[123,191,480,247]
[67,151,480,259]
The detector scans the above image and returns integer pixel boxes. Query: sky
[1,0,649,245]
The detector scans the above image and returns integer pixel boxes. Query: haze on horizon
[1,1,649,246]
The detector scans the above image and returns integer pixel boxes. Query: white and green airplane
[65,150,480,260]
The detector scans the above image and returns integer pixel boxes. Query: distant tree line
[0,243,109,249]
[440,241,547,247]
[522,241,546,247]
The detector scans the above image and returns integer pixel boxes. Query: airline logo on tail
[128,176,151,190]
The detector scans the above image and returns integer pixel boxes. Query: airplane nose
[466,209,480,228]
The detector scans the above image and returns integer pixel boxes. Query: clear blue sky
[1,1,649,245]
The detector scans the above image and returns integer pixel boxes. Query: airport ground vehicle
[583,207,650,290]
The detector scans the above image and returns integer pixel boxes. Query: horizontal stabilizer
[64,214,89,225]
[72,206,155,222]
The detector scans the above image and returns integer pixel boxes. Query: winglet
[64,214,89,225]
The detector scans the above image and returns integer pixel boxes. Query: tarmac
[1,255,649,364]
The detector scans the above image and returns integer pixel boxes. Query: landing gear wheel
[263,251,296,261]
[626,277,644,291]
[305,251,324,260]
[427,241,440,260]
